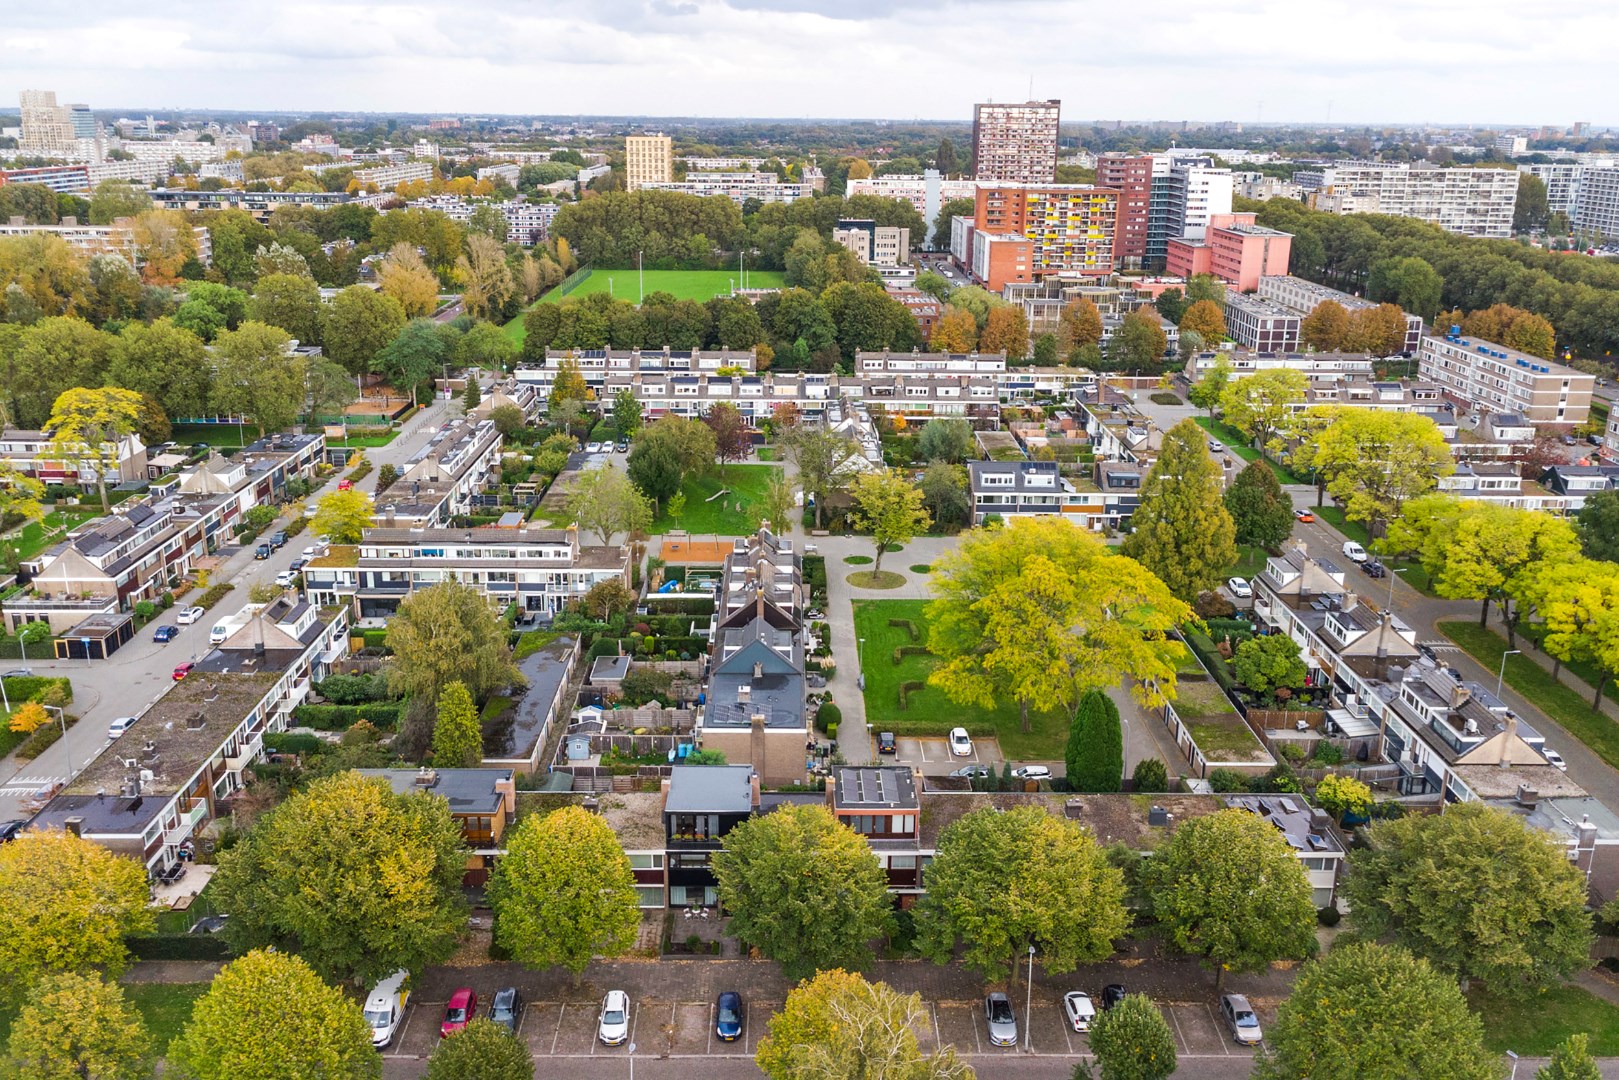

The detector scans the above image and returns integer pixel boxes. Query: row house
[355,768,516,887]
[1540,465,1619,512]
[373,418,502,527]
[302,525,629,621]
[0,428,147,486]
[28,599,349,878]
[517,348,761,397]
[1437,462,1572,513]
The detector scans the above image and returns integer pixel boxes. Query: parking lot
[871,733,1008,774]
[389,994,1273,1063]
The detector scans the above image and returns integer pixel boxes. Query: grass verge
[1311,504,1373,547]
[1468,984,1619,1056]
[1192,416,1259,463]
[0,983,208,1052]
[847,571,905,589]
[1224,545,1270,582]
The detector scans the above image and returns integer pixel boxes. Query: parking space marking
[1204,1003,1230,1056]
[969,1004,983,1055]
[1167,1002,1188,1055]
[551,1004,565,1056]
[929,1002,941,1054]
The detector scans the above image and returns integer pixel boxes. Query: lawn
[1192,416,1259,463]
[170,423,256,450]
[1311,504,1373,547]
[1439,620,1619,770]
[8,506,102,561]
[1468,984,1619,1056]
[324,430,399,449]
[851,598,1069,760]
[504,269,788,344]
[0,983,208,1053]
[1224,544,1270,582]
[650,464,781,536]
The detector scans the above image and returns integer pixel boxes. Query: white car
[949,727,973,757]
[1543,747,1568,771]
[1341,540,1368,563]
[1063,991,1096,1032]
[301,545,317,560]
[1227,577,1252,599]
[1011,765,1052,781]
[274,570,299,588]
[598,990,630,1046]
[364,970,411,1049]
[107,717,138,739]
[175,605,206,625]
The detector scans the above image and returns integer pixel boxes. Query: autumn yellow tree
[45,386,146,512]
[375,243,440,317]
[457,233,515,319]
[310,487,376,544]
[928,306,978,353]
[978,305,1030,361]
[1300,300,1349,351]
[1179,299,1227,343]
[756,970,971,1080]
[8,702,50,735]
[1058,296,1104,356]
[130,209,196,284]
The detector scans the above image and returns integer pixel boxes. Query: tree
[43,386,144,513]
[457,233,515,320]
[376,243,441,318]
[761,474,798,534]
[914,270,951,300]
[1154,287,1187,325]
[931,195,975,249]
[9,317,115,430]
[1059,297,1105,358]
[1224,460,1294,548]
[105,317,212,421]
[756,969,971,1080]
[377,319,453,407]
[311,488,375,544]
[130,209,197,283]
[1514,172,1550,234]
[627,415,715,512]
[1107,310,1167,370]
[1186,359,1230,416]
[386,581,521,706]
[979,306,1030,361]
[7,701,49,736]
[248,272,323,345]
[611,388,642,440]
[1231,634,1307,694]
[1251,942,1498,1080]
[1087,994,1177,1080]
[1311,410,1452,534]
[425,1019,532,1080]
[1144,809,1317,988]
[1218,368,1307,448]
[4,972,152,1080]
[1065,689,1123,793]
[1342,303,1409,357]
[928,306,978,353]
[487,805,640,976]
[1121,420,1237,602]
[299,357,356,427]
[86,180,152,226]
[1538,1035,1600,1080]
[918,805,1127,985]
[431,680,482,768]
[323,285,407,374]
[1503,310,1557,360]
[703,401,751,463]
[1314,774,1372,822]
[1344,801,1592,996]
[928,518,1192,731]
[919,461,969,529]
[569,465,652,545]
[1186,273,1226,306]
[782,427,861,529]
[712,805,892,979]
[0,831,154,1005]
[1578,489,1619,563]
[1300,299,1350,351]
[934,137,959,176]
[547,357,589,411]
[847,470,930,573]
[1367,255,1443,322]
[168,949,380,1080]
[917,418,974,463]
[212,321,306,436]
[580,578,635,622]
[1179,299,1226,343]
[487,403,526,438]
[1516,558,1619,706]
[0,464,45,531]
[459,321,517,372]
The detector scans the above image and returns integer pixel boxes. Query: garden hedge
[127,934,234,961]
[897,681,927,710]
[196,583,235,610]
[888,618,920,641]
[892,646,930,665]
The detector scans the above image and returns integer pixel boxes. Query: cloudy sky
[4,0,1613,126]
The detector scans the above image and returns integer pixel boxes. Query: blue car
[153,625,178,643]
[715,991,743,1042]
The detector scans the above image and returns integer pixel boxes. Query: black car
[188,915,230,935]
[269,530,288,550]
[254,543,271,560]
[877,731,897,754]
[489,987,523,1034]
[1102,984,1127,1010]
[0,820,26,842]
[1360,559,1387,579]
[288,558,308,572]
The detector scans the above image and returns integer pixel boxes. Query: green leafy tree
[918,805,1128,986]
[211,773,469,987]
[627,415,716,513]
[1224,460,1294,549]
[1514,173,1550,234]
[1086,993,1177,1080]
[1345,801,1592,997]
[1575,489,1619,563]
[757,969,971,1080]
[1186,359,1230,416]
[847,469,930,573]
[86,180,153,225]
[931,196,975,250]
[461,377,481,412]
[4,972,152,1080]
[761,474,798,534]
[1367,255,1443,321]
[919,460,969,529]
[611,388,642,440]
[487,403,526,438]
[458,320,518,372]
[168,949,380,1080]
[1121,419,1237,602]
[1185,273,1226,306]
[1218,368,1307,448]
[211,321,306,436]
[1538,1034,1600,1080]
[311,488,375,545]
[782,427,862,529]
[1231,634,1308,694]
[569,465,653,546]
[323,285,407,375]
[1107,310,1167,370]
[1312,409,1453,534]
[712,805,892,979]
[1519,557,1619,705]
[1066,689,1124,793]
[1144,809,1317,989]
[105,317,212,421]
[386,581,521,705]
[487,806,640,976]
[1154,287,1187,325]
[377,318,454,407]
[9,317,116,429]
[1252,942,1498,1080]
[0,830,155,1005]
[917,418,974,463]
[248,272,324,345]
[431,680,482,767]
[306,356,359,425]
[425,1019,533,1080]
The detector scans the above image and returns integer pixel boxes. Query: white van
[1341,540,1368,563]
[364,970,411,1048]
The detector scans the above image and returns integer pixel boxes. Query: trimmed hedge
[897,681,927,710]
[888,618,920,641]
[347,459,374,482]
[360,628,390,652]
[15,711,77,760]
[291,703,401,731]
[127,934,234,961]
[196,583,235,610]
[869,719,998,737]
[892,645,930,665]
[1,676,72,704]
[263,732,322,754]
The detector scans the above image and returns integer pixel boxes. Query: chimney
[1450,683,1471,709]
[414,766,438,788]
[749,770,761,810]
[1342,592,1357,612]
[1515,782,1539,808]
[64,816,83,838]
[385,505,396,525]
[752,661,763,679]
[750,713,767,781]
[1497,713,1520,765]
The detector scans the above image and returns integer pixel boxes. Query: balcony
[164,799,209,845]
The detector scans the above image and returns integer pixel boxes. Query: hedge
[127,934,234,961]
[284,514,310,538]
[892,645,930,665]
[1,676,73,704]
[869,719,999,737]
[360,628,390,652]
[263,732,322,754]
[897,680,927,710]
[291,703,401,731]
[888,618,920,641]
[643,597,717,615]
[196,583,235,610]
[347,459,373,482]
[816,702,842,734]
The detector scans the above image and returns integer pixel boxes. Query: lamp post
[1024,944,1035,1052]
[1496,649,1521,700]
[1505,1050,1519,1080]
[858,637,866,691]
[40,704,70,779]
[1386,565,1407,611]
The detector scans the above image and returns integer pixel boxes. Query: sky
[4,0,1614,126]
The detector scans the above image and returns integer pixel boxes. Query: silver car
[985,992,1017,1047]
[1219,993,1262,1045]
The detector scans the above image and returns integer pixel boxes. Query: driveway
[875,733,1006,775]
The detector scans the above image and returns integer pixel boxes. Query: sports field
[503,268,786,343]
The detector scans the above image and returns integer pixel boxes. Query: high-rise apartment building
[19,90,81,159]
[970,183,1116,290]
[1572,167,1619,240]
[1140,153,1234,268]
[1096,154,1153,268]
[625,134,674,192]
[1517,162,1587,215]
[1293,161,1518,238]
[972,101,1060,184]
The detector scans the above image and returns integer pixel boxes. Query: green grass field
[0,982,208,1055]
[650,464,781,536]
[1469,984,1619,1055]
[504,269,788,344]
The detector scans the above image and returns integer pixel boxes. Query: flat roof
[664,765,755,814]
[353,768,512,815]
[1223,794,1344,854]
[834,767,918,811]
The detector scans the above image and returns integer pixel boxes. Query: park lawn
[650,464,780,536]
[1311,504,1374,547]
[325,431,398,449]
[0,982,207,1053]
[1468,984,1619,1056]
[1439,620,1619,770]
[851,598,1069,760]
[503,269,788,344]
[170,423,257,450]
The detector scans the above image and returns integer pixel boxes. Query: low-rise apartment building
[1221,294,1302,353]
[149,189,349,222]
[638,173,813,205]
[1255,276,1424,355]
[1185,349,1377,382]
[833,220,910,266]
[1418,331,1593,426]
[516,348,760,398]
[1165,213,1292,292]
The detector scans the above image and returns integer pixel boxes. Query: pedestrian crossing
[0,776,66,796]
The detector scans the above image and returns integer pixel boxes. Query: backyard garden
[649,463,781,536]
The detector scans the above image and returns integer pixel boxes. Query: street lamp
[1506,1050,1519,1080]
[1024,944,1035,1052]
[858,637,867,691]
[1496,649,1521,700]
[1386,565,1408,611]
[40,704,71,780]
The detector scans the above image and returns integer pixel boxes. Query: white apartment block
[1572,167,1619,240]
[1293,161,1518,238]
[353,160,436,190]
[19,90,86,160]
[1222,293,1302,352]
[625,134,674,191]
[832,220,910,266]
[1518,163,1586,215]
[517,348,760,396]
[0,219,211,269]
[680,156,765,171]
[1256,276,1423,354]
[116,139,229,165]
[1234,172,1305,202]
[637,173,812,205]
[1164,164,1234,242]
[477,163,520,186]
[86,158,167,186]
[374,417,504,527]
[846,171,980,234]
[1418,331,1594,426]
[1185,351,1375,381]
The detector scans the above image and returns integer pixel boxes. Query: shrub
[1150,392,1183,405]
[263,732,322,755]
[1317,905,1341,927]
[133,600,157,621]
[1208,768,1251,793]
[126,934,233,961]
[1132,757,1169,792]
[1309,741,1344,766]
[347,458,373,482]
[197,583,235,610]
[1193,590,1236,619]
[376,464,399,493]
[1,676,72,704]
[360,628,389,652]
[815,702,842,734]
[897,680,926,710]
[891,645,930,664]
[843,555,873,565]
[15,713,73,760]
[887,618,920,641]
[315,673,391,705]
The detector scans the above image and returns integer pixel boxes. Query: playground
[649,464,780,535]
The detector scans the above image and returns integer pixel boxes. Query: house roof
[353,767,512,815]
[664,765,755,814]
[834,767,918,811]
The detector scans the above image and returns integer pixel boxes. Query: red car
[1294,508,1315,523]
[172,662,195,681]
[440,988,477,1038]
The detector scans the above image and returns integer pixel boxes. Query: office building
[625,134,674,191]
[1096,154,1153,267]
[832,219,910,266]
[1294,161,1518,238]
[18,90,82,159]
[1418,331,1594,426]
[972,100,1060,183]
[970,182,1117,289]
[1256,276,1424,355]
[1573,167,1619,240]
[1165,212,1292,292]
[1221,294,1302,352]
